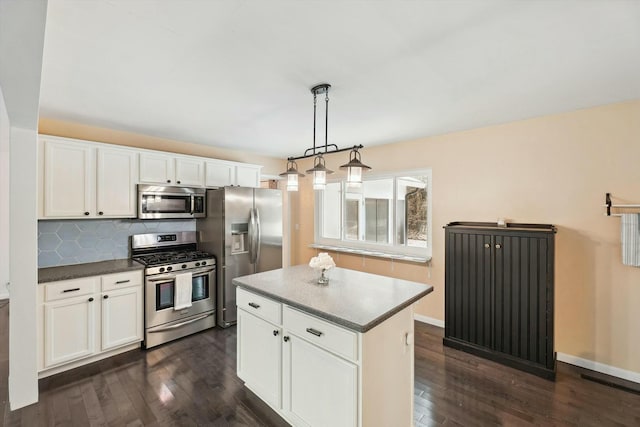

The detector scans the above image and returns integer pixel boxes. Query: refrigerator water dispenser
[230,223,248,254]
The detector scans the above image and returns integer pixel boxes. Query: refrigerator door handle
[255,208,261,265]
[249,208,257,264]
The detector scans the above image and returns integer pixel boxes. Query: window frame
[314,169,432,258]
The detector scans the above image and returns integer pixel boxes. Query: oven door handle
[147,267,215,282]
[148,275,177,282]
[147,312,214,332]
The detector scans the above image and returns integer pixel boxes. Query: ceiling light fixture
[281,83,370,191]
[340,147,371,187]
[279,159,304,192]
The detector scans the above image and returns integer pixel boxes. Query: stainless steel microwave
[138,185,206,219]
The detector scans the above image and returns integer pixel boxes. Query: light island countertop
[232,265,433,333]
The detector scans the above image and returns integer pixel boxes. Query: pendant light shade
[279,160,305,192]
[340,147,371,186]
[306,154,333,190]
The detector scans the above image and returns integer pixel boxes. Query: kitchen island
[233,265,433,427]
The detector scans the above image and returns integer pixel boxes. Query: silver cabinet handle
[248,302,260,309]
[495,244,502,249]
[115,280,130,284]
[306,328,323,337]
[484,243,490,249]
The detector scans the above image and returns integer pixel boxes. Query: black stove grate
[133,250,214,267]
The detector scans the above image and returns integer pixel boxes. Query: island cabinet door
[282,333,358,427]
[237,309,282,409]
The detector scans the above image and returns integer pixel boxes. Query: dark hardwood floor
[1,301,639,426]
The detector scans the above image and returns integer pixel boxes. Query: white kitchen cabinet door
[205,159,235,187]
[139,152,175,185]
[96,147,138,217]
[43,140,94,217]
[237,309,282,409]
[283,334,358,427]
[175,156,205,186]
[101,286,143,351]
[236,164,261,188]
[44,295,96,368]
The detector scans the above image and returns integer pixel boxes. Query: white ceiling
[39,0,640,158]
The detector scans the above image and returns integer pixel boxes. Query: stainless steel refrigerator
[196,187,282,327]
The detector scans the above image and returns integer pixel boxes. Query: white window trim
[314,169,432,261]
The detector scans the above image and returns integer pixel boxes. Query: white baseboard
[557,352,640,384]
[414,313,444,328]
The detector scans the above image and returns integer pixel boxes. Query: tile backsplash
[38,219,196,268]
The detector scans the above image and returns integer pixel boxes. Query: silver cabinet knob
[484,243,490,249]
[495,244,502,249]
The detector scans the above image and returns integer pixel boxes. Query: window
[315,170,432,258]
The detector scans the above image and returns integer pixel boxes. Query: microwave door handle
[190,195,194,214]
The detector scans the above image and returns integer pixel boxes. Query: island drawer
[101,271,142,291]
[283,306,358,362]
[44,277,99,302]
[237,287,282,324]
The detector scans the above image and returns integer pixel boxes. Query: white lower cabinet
[44,294,96,367]
[237,287,414,427]
[38,271,143,376]
[283,334,358,427]
[101,286,143,351]
[237,309,282,409]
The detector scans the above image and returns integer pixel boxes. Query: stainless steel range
[131,231,216,348]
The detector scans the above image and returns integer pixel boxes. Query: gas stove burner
[134,250,214,267]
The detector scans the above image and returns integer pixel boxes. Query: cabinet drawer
[283,306,358,362]
[45,277,98,302]
[237,287,282,325]
[102,271,142,291]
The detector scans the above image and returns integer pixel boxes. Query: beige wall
[290,100,640,374]
[38,118,286,176]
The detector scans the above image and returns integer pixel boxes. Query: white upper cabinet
[139,152,205,186]
[205,159,235,187]
[40,136,137,219]
[96,147,138,217]
[139,152,175,185]
[43,139,94,217]
[205,159,262,188]
[236,164,262,188]
[39,135,264,218]
[175,156,205,186]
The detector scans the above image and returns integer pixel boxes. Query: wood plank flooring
[2,301,639,426]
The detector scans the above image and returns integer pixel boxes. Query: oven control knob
[201,261,206,266]
[167,266,173,271]
[182,264,187,269]
[195,262,201,267]
[159,268,165,273]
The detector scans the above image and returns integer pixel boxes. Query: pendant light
[307,154,333,190]
[340,147,371,187]
[279,160,304,192]
[305,84,334,190]
[281,82,371,191]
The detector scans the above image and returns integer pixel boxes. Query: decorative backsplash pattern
[38,219,196,268]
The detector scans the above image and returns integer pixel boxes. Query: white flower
[309,252,336,270]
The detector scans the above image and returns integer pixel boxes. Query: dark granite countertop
[233,265,433,333]
[39,259,145,283]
